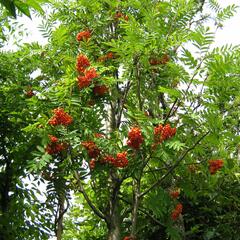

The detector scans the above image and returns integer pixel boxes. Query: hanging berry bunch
[170,189,180,199]
[48,108,73,126]
[208,159,224,175]
[82,141,101,159]
[46,135,66,155]
[76,30,91,42]
[154,124,176,144]
[127,127,144,150]
[103,152,128,168]
[76,54,91,73]
[171,203,183,221]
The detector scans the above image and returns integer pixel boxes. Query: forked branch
[139,131,210,199]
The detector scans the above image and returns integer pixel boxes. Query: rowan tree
[1,0,240,240]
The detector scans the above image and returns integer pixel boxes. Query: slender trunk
[107,172,121,240]
[107,55,122,240]
[56,194,65,240]
[107,204,121,240]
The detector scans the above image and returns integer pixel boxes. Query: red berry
[170,190,180,199]
[89,159,96,170]
[76,30,91,42]
[77,68,98,89]
[171,203,183,221]
[154,124,176,144]
[208,159,224,175]
[93,85,108,96]
[127,127,144,150]
[46,142,66,155]
[76,54,90,73]
[49,135,58,143]
[82,141,101,158]
[25,89,35,97]
[48,108,73,126]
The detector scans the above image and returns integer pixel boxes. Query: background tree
[0,45,55,239]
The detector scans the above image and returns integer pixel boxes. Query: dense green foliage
[0,0,47,18]
[0,0,240,240]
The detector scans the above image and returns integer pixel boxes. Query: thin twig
[117,81,131,127]
[139,131,210,199]
[119,195,163,227]
[74,171,107,221]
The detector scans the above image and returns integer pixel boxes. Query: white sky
[214,0,240,46]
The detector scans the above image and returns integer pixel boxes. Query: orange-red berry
[76,30,91,42]
[208,159,224,175]
[89,159,96,170]
[154,124,176,144]
[76,54,90,73]
[170,190,180,199]
[48,108,73,126]
[171,203,183,221]
[127,127,144,150]
[77,68,98,89]
[93,85,108,96]
[82,141,101,158]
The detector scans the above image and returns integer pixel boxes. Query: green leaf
[25,0,44,14]
[165,140,185,151]
[158,86,181,98]
[0,0,16,17]
[15,0,31,18]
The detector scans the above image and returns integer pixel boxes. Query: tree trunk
[56,195,65,240]
[131,179,140,238]
[107,172,121,240]
[108,214,121,240]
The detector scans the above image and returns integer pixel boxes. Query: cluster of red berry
[82,141,101,158]
[114,11,129,21]
[93,85,108,96]
[170,190,180,199]
[149,54,170,66]
[77,68,99,89]
[85,151,128,170]
[115,152,129,168]
[94,133,105,138]
[154,124,176,144]
[76,54,91,73]
[25,89,35,98]
[75,34,108,96]
[123,236,135,240]
[127,127,144,150]
[46,135,66,155]
[48,108,73,126]
[89,159,96,170]
[105,152,128,168]
[208,159,224,175]
[97,52,114,62]
[171,203,183,221]
[76,30,91,42]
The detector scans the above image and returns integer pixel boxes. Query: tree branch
[74,171,107,221]
[119,195,163,227]
[139,131,210,199]
[135,56,143,111]
[164,98,178,124]
[117,81,131,128]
